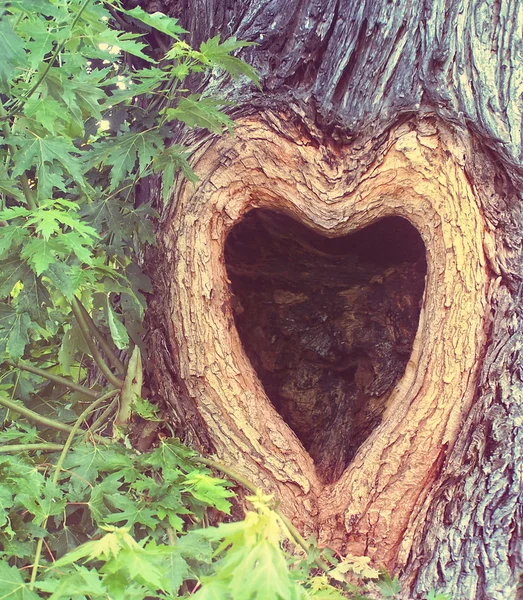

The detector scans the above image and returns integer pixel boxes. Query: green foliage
[0,0,259,376]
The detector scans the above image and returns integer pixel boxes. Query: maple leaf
[0,18,26,94]
[165,96,235,135]
[11,135,86,201]
[121,6,187,38]
[88,130,164,191]
[199,36,260,87]
[0,560,39,600]
[0,305,32,361]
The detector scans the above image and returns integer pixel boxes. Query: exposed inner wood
[154,114,491,569]
[225,210,426,483]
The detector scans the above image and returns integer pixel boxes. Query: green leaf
[0,175,25,203]
[121,7,187,38]
[376,573,401,598]
[425,591,451,600]
[11,136,86,202]
[88,130,164,191]
[0,257,31,297]
[20,237,63,276]
[0,305,31,362]
[18,270,52,322]
[166,96,235,135]
[5,311,31,361]
[105,298,129,350]
[35,565,107,599]
[199,36,260,87]
[0,559,40,600]
[152,145,198,203]
[183,471,233,514]
[0,18,26,94]
[192,580,230,600]
[0,226,27,259]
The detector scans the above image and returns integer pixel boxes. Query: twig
[0,394,73,434]
[83,397,118,439]
[71,299,123,389]
[0,443,64,454]
[5,360,98,398]
[74,298,126,375]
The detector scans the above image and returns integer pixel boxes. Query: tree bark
[142,0,523,597]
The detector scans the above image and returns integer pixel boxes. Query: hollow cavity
[225,209,426,483]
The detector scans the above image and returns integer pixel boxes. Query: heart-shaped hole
[225,209,426,484]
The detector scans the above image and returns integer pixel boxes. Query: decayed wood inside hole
[225,209,427,483]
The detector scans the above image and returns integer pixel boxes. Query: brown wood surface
[148,112,494,570]
[137,0,523,596]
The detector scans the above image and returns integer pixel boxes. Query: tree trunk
[143,0,523,597]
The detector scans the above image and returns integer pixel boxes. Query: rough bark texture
[141,0,523,597]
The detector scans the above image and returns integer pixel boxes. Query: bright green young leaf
[183,471,233,514]
[121,7,187,38]
[35,565,107,599]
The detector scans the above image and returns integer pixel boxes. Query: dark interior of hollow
[224,209,427,484]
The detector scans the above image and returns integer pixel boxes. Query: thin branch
[6,360,98,397]
[0,443,64,454]
[53,389,118,484]
[74,297,126,375]
[0,394,73,434]
[71,299,123,389]
[83,397,118,440]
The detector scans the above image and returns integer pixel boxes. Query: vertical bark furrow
[406,286,523,599]
[161,0,523,179]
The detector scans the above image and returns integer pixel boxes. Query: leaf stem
[29,388,118,587]
[0,443,64,454]
[0,394,73,434]
[83,397,118,439]
[74,297,126,375]
[71,298,124,389]
[5,360,98,397]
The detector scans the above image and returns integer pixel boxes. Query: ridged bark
[140,1,523,597]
